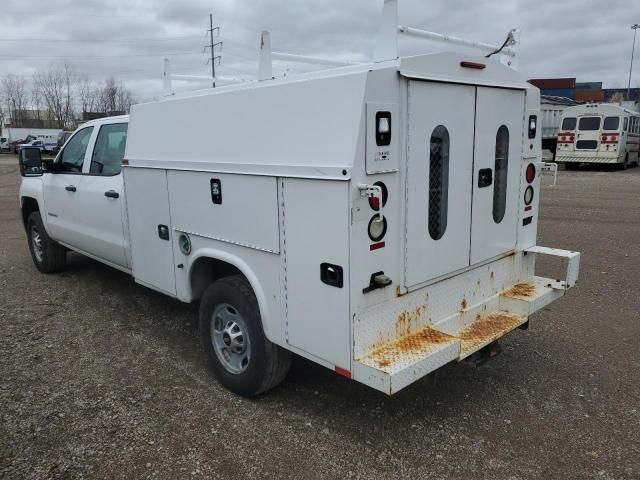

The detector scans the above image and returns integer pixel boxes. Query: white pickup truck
[18,5,580,397]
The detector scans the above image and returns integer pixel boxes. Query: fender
[19,177,49,234]
[185,247,280,345]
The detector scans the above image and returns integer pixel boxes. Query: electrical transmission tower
[206,13,222,88]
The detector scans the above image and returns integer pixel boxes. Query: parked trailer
[556,103,640,168]
[18,0,580,396]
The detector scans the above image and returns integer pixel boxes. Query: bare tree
[95,76,135,114]
[34,62,76,129]
[77,75,97,119]
[1,75,29,127]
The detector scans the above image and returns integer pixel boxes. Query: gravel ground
[1,153,639,480]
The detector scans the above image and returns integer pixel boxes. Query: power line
[0,52,204,59]
[0,35,205,43]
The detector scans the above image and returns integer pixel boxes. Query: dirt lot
[1,153,639,480]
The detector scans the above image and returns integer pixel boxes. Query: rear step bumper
[352,247,580,395]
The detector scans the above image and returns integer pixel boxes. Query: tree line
[0,62,135,131]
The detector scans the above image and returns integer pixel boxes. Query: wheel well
[190,257,244,300]
[21,197,39,230]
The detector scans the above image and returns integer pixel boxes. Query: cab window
[90,123,128,176]
[58,127,94,173]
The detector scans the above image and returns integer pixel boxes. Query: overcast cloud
[1,0,638,101]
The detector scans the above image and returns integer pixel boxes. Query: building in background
[528,78,576,99]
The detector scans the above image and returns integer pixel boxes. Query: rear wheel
[26,211,66,273]
[564,162,580,170]
[199,274,291,396]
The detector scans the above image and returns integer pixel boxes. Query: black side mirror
[19,148,43,177]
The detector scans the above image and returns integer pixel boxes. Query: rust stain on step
[395,305,427,337]
[503,282,536,299]
[458,312,523,354]
[367,326,454,370]
[460,298,468,311]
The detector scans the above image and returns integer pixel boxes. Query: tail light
[525,163,536,183]
[524,186,534,206]
[600,133,619,144]
[557,131,575,144]
[368,215,387,242]
[368,181,388,211]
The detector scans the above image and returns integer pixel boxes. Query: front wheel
[26,211,67,273]
[199,275,291,396]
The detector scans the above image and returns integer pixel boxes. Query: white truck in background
[17,0,580,397]
[1,127,63,153]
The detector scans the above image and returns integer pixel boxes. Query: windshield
[578,117,601,131]
[561,117,577,130]
[603,116,620,131]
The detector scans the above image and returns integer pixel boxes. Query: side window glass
[59,127,94,173]
[493,125,509,224]
[622,117,628,132]
[90,123,128,175]
[428,125,450,241]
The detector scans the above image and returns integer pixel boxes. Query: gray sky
[1,0,638,101]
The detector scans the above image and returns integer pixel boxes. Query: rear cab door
[73,119,129,269]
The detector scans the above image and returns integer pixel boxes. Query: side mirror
[19,148,43,177]
[41,158,56,173]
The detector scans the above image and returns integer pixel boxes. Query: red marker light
[526,163,536,183]
[460,61,486,70]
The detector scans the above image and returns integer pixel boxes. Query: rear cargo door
[576,115,602,150]
[470,87,524,264]
[405,81,475,287]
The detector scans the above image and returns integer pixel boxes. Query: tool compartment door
[405,81,475,287]
[470,87,524,265]
[124,167,177,295]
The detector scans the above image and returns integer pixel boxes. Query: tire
[26,211,67,273]
[199,274,292,396]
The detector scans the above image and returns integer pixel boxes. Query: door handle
[104,190,120,199]
[65,185,76,192]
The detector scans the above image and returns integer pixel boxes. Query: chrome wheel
[31,225,44,263]
[210,303,251,374]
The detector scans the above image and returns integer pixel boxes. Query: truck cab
[19,116,130,273]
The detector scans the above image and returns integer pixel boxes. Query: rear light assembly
[525,163,536,183]
[600,133,619,144]
[557,131,575,146]
[368,215,387,242]
[524,186,534,206]
[367,181,388,211]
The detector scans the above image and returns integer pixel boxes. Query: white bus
[556,103,640,169]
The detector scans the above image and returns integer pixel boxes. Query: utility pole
[206,13,222,88]
[629,24,639,101]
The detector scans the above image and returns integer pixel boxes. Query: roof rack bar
[397,26,517,58]
[272,52,356,67]
[258,30,358,81]
[374,0,519,69]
